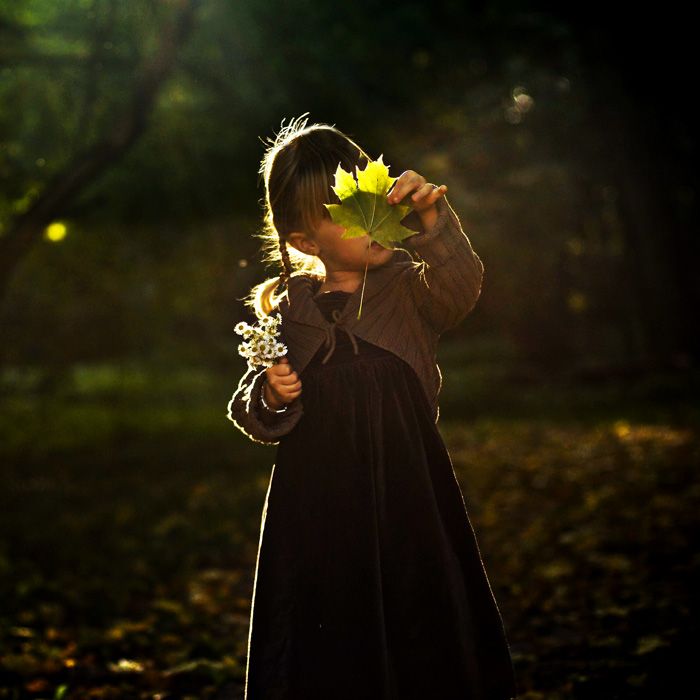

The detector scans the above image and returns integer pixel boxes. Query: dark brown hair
[243,112,373,317]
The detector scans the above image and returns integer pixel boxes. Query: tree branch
[0,0,202,303]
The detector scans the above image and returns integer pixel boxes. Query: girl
[228,113,518,700]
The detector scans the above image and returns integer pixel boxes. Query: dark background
[1,1,697,698]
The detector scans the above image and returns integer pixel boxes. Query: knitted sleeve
[399,194,485,335]
[226,363,304,445]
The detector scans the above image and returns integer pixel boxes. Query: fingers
[269,361,299,383]
[277,373,301,388]
[387,170,447,205]
[285,384,303,400]
[269,356,292,376]
[270,379,302,404]
[412,182,447,204]
[265,360,302,404]
[388,183,447,207]
[387,170,420,204]
[268,368,301,387]
[267,377,302,401]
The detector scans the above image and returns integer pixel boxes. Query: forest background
[0,1,697,698]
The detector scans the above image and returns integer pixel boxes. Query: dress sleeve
[398,194,485,335]
[226,363,304,445]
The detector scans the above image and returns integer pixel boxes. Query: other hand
[264,357,302,409]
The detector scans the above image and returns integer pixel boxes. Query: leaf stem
[357,239,371,319]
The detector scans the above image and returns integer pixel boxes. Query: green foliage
[322,155,415,318]
[0,1,681,368]
[323,154,414,248]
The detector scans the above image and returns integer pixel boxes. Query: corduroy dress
[243,286,518,700]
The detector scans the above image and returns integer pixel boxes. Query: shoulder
[276,271,319,321]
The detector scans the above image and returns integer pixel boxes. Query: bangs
[296,149,370,235]
[296,167,336,235]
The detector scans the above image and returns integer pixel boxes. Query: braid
[278,236,293,292]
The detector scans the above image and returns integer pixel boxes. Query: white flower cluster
[234,313,287,368]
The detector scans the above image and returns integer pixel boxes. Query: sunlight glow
[45,221,67,242]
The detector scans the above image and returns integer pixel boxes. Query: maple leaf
[323,154,415,248]
[322,155,416,319]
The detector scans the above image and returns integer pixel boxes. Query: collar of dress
[277,248,415,364]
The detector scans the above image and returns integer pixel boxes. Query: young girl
[228,114,518,700]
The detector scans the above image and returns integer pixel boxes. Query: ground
[0,359,697,699]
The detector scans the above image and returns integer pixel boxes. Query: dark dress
[245,291,518,700]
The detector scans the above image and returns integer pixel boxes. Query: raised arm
[226,363,304,445]
[399,195,485,335]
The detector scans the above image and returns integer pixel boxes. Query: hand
[386,170,448,214]
[264,357,302,410]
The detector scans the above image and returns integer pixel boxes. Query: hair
[242,112,374,318]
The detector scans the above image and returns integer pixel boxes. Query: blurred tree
[0,1,694,374]
[0,0,202,300]
[551,5,698,367]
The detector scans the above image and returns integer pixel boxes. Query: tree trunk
[0,0,201,306]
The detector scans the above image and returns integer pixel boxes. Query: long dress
[245,290,518,700]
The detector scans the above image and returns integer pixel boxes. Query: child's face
[288,215,395,274]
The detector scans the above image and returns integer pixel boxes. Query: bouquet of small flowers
[234,313,287,369]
